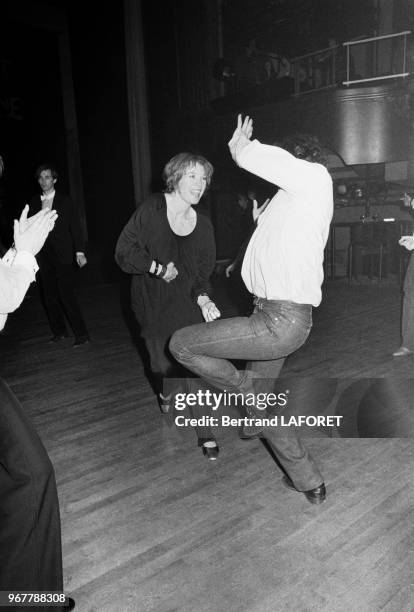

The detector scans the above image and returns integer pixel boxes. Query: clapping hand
[18,204,56,233]
[228,114,253,163]
[14,205,58,257]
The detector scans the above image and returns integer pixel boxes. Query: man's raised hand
[228,114,253,163]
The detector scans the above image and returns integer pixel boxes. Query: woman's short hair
[35,163,59,180]
[277,134,326,165]
[163,153,214,193]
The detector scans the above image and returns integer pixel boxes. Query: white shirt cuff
[12,251,39,280]
[2,247,16,266]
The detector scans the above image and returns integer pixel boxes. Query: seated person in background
[235,38,266,90]
[316,38,339,87]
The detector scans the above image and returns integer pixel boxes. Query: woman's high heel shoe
[199,438,219,460]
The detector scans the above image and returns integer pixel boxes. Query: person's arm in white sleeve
[237,140,304,192]
[0,251,38,328]
[228,113,325,194]
[0,205,58,330]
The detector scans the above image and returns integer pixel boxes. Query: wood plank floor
[1,271,414,612]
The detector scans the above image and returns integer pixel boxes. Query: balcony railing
[290,30,412,95]
[342,30,411,85]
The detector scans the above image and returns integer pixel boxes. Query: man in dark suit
[31,164,90,347]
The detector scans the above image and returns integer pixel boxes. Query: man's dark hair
[277,134,326,165]
[35,163,59,180]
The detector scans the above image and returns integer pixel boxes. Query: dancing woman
[115,153,221,458]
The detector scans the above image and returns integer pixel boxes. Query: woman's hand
[228,114,253,163]
[18,205,41,232]
[162,261,178,282]
[197,294,221,322]
[14,206,58,256]
[201,300,221,322]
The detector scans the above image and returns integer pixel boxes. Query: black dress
[115,193,216,341]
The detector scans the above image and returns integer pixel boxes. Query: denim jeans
[170,299,324,491]
[145,338,211,435]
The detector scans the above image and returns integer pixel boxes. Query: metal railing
[290,30,412,95]
[342,30,411,86]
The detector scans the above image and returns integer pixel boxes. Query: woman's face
[175,163,207,205]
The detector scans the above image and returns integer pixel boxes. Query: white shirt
[41,190,55,208]
[238,140,333,307]
[0,250,38,330]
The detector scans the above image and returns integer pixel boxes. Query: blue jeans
[170,299,323,491]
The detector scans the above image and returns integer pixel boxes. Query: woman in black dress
[115,153,221,458]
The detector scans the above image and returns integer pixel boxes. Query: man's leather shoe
[66,597,75,610]
[282,475,326,505]
[73,335,90,347]
[392,346,413,357]
[242,404,267,437]
[242,421,266,437]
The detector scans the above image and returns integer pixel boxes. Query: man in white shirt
[0,163,75,608]
[170,115,333,505]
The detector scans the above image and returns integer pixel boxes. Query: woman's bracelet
[149,260,167,278]
[158,264,167,278]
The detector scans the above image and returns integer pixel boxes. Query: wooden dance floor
[1,268,414,612]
